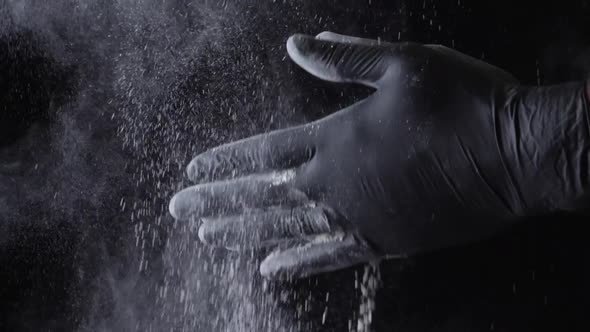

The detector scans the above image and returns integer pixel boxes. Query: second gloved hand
[169,32,590,279]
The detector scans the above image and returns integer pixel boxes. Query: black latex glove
[169,32,590,279]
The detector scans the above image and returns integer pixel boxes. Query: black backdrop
[1,0,589,331]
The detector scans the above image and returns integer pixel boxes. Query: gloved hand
[169,32,590,279]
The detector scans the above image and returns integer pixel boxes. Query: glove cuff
[499,81,590,214]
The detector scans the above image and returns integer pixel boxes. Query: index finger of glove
[287,34,397,88]
[187,124,318,183]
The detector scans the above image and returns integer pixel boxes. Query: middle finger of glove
[198,205,334,249]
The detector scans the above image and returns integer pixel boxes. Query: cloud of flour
[0,0,330,330]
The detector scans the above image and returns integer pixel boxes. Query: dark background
[1,0,589,331]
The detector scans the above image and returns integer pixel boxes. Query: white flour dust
[3,0,384,330]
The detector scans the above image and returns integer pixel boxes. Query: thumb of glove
[287,33,395,88]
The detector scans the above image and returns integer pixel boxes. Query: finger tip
[260,253,296,280]
[260,251,282,277]
[168,194,180,219]
[197,224,208,244]
[315,31,336,40]
[259,258,276,279]
[169,191,192,220]
[287,34,313,59]
[286,35,300,58]
[286,34,344,83]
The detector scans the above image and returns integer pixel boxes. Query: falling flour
[351,263,381,332]
[4,1,388,330]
